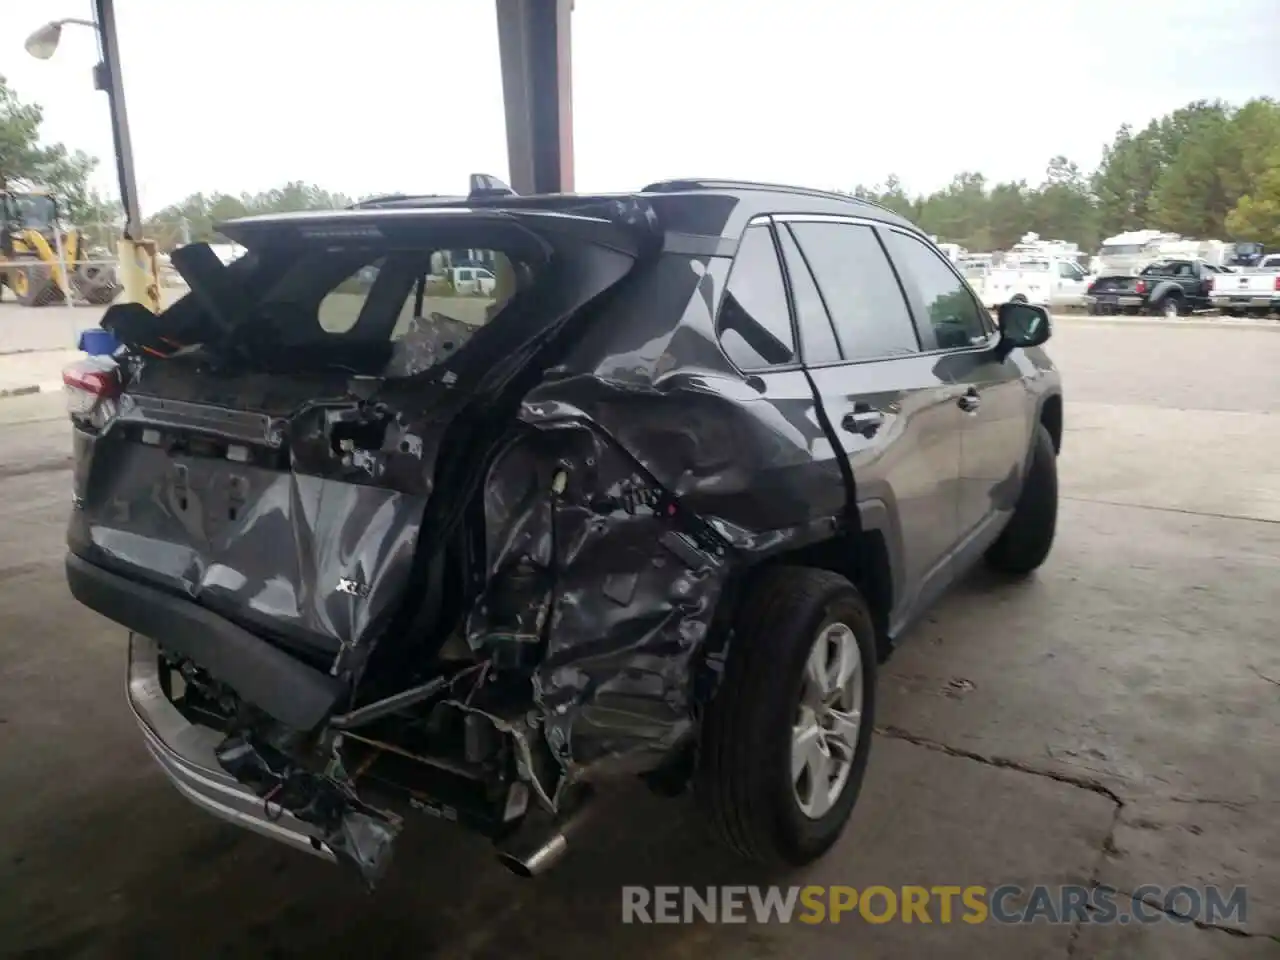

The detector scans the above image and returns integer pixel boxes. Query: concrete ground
[0,319,1276,958]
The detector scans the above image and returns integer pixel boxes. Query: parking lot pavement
[0,324,1278,958]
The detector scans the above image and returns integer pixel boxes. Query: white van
[450,266,497,295]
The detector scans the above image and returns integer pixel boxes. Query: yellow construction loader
[0,178,122,307]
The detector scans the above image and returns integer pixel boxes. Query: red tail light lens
[1274,276,1280,292]
[63,357,122,427]
[1134,280,1147,295]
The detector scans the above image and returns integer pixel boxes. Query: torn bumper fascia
[128,635,402,883]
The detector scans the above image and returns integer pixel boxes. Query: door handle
[842,406,885,437]
[957,388,981,413]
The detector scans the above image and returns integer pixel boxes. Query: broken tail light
[63,357,122,430]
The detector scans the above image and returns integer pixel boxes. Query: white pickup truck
[970,256,1090,311]
[1210,254,1280,316]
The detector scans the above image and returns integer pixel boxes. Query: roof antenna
[468,173,517,199]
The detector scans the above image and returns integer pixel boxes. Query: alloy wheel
[791,621,864,819]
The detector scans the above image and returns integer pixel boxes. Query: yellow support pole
[117,236,160,313]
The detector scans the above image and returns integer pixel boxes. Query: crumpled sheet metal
[466,371,846,788]
[466,408,731,782]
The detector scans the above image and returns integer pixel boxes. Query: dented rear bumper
[126,633,338,862]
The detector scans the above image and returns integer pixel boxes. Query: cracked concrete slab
[876,497,1280,940]
[878,500,1280,804]
[1070,916,1279,959]
[1100,799,1280,937]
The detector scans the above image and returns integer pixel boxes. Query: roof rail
[640,178,905,220]
[351,192,416,208]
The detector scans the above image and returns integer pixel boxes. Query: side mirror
[996,302,1050,356]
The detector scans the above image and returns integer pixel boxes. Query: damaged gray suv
[63,177,1062,883]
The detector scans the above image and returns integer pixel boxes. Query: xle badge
[335,577,370,598]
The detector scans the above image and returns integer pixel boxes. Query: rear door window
[787,221,919,362]
[716,225,796,370]
[777,224,842,364]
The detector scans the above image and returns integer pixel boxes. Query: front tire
[985,423,1058,575]
[12,264,59,307]
[696,567,877,866]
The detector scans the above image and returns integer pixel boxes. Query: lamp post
[25,1,158,313]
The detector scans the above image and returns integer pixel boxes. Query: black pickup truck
[1086,259,1227,318]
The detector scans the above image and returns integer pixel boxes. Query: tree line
[4,73,1278,253]
[850,98,1280,252]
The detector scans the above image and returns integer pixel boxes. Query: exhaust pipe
[496,799,594,878]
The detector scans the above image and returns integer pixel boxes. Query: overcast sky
[6,0,1279,215]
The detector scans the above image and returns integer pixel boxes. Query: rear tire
[696,567,877,866]
[985,424,1058,575]
[1154,296,1183,319]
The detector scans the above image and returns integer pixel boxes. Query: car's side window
[884,231,991,350]
[716,224,797,370]
[787,221,919,362]
[1058,261,1081,280]
[315,257,388,333]
[777,225,842,364]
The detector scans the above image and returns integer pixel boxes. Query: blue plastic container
[78,329,120,356]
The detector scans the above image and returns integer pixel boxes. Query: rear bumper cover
[1210,295,1279,310]
[127,632,336,862]
[1086,294,1144,306]
[66,553,345,730]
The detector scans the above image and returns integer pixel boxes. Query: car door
[713,222,850,529]
[779,216,964,622]
[1056,260,1087,309]
[1188,261,1213,305]
[881,229,1033,551]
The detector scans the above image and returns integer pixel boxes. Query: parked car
[1210,253,1280,317]
[1086,258,1222,317]
[65,178,1063,886]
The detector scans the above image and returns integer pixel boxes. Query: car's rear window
[224,243,533,377]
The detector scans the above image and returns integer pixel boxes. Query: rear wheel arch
[1039,393,1063,454]
[719,527,896,664]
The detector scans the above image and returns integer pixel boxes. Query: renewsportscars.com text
[621,884,1248,926]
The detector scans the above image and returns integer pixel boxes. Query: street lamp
[25,2,157,313]
[24,18,97,60]
[25,4,141,239]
